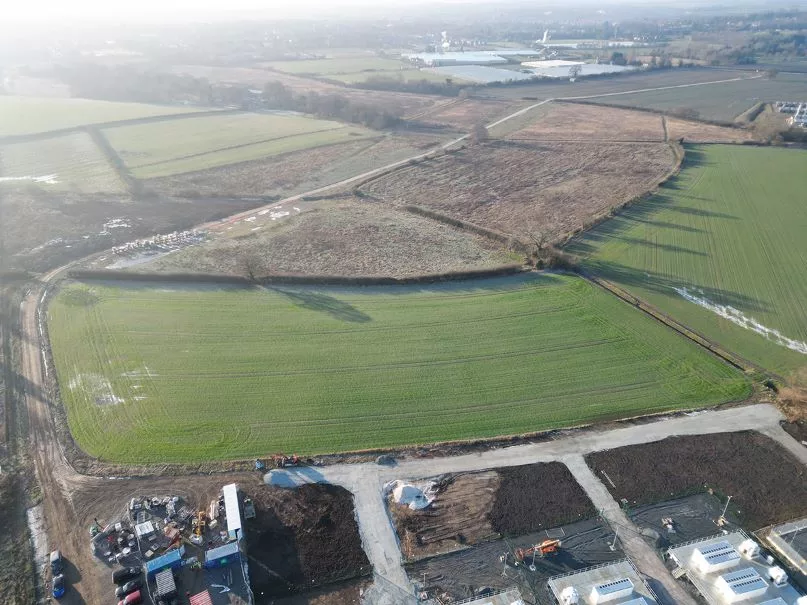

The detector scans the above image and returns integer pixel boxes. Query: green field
[0,132,125,193]
[104,113,372,178]
[569,144,807,377]
[48,275,748,462]
[0,95,206,137]
[594,73,807,122]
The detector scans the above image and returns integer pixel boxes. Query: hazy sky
[5,0,478,23]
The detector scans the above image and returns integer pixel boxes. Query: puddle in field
[69,373,124,406]
[27,504,48,596]
[0,174,59,184]
[674,287,807,354]
[270,211,290,220]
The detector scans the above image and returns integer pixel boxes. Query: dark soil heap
[245,484,369,597]
[586,431,807,529]
[490,462,596,535]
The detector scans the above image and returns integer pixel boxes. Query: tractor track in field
[11,73,789,604]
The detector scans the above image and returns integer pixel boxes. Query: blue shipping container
[203,542,240,569]
[146,546,185,577]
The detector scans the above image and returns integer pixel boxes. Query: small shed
[155,569,177,598]
[204,542,240,569]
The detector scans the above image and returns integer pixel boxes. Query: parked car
[49,550,64,575]
[111,567,141,585]
[115,579,142,598]
[52,574,65,599]
[117,589,142,605]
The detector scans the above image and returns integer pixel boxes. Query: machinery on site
[272,453,300,468]
[190,511,206,545]
[514,539,562,569]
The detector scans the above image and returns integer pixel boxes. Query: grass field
[0,132,125,193]
[568,144,807,377]
[48,274,748,462]
[593,73,807,122]
[104,113,372,178]
[0,95,206,137]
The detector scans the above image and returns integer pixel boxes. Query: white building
[222,483,243,541]
[547,560,658,605]
[667,532,804,605]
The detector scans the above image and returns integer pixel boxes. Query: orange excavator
[515,539,561,565]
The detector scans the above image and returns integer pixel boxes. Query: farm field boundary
[84,126,140,196]
[556,98,749,129]
[0,108,235,144]
[45,273,750,463]
[568,144,807,377]
[67,264,525,286]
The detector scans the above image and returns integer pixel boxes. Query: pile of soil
[783,420,807,444]
[586,431,807,529]
[490,463,596,536]
[245,484,369,597]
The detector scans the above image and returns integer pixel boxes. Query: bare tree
[240,255,261,282]
[471,122,489,145]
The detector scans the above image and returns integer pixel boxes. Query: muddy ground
[408,518,621,605]
[53,471,367,605]
[1,190,262,272]
[270,578,368,605]
[245,483,370,598]
[136,198,514,277]
[390,463,595,562]
[783,420,807,444]
[360,140,675,243]
[0,473,36,605]
[586,431,807,529]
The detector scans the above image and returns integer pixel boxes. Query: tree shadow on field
[584,260,770,314]
[272,288,371,323]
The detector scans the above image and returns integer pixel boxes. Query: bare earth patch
[666,117,753,143]
[362,141,675,242]
[138,199,514,277]
[389,463,594,562]
[508,103,665,142]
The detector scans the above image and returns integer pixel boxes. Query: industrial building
[667,532,805,605]
[765,519,807,576]
[402,49,544,67]
[547,560,659,605]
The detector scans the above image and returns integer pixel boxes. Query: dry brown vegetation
[420,99,516,131]
[508,103,665,141]
[361,141,675,242]
[147,133,445,198]
[666,117,753,142]
[139,199,514,277]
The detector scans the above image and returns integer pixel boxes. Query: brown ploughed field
[361,140,675,242]
[586,431,807,529]
[665,117,753,142]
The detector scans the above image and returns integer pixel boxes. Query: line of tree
[262,81,403,129]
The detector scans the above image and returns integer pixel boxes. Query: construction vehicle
[514,539,561,566]
[243,498,256,520]
[272,453,299,468]
[190,511,206,545]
